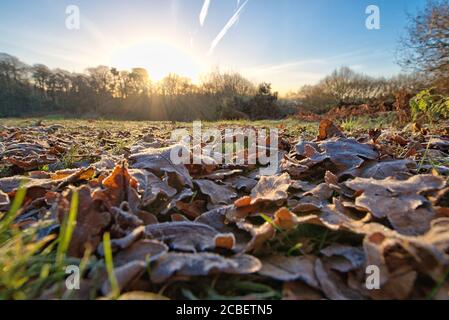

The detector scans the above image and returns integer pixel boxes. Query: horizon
[0,0,427,94]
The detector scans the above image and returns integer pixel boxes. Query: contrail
[208,0,249,55]
[199,0,211,26]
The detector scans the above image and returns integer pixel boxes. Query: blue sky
[0,0,427,93]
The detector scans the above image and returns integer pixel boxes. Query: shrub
[410,89,449,123]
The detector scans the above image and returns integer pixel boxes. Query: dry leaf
[144,221,231,252]
[318,119,346,141]
[259,255,319,288]
[101,261,146,296]
[150,252,261,283]
[194,179,237,205]
[94,161,140,213]
[113,239,168,266]
[130,145,193,189]
[98,226,145,254]
[343,159,416,180]
[195,206,252,253]
[321,244,365,272]
[345,175,445,235]
[57,185,111,258]
[315,259,365,300]
[250,173,291,205]
[130,169,177,207]
[175,200,205,219]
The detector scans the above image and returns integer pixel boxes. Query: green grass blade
[1,182,27,230]
[56,190,78,268]
[103,232,120,299]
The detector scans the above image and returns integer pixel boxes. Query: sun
[108,39,204,82]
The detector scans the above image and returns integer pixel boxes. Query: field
[1,115,449,300]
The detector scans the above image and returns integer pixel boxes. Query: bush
[410,89,449,123]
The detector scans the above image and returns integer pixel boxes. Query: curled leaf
[150,252,261,283]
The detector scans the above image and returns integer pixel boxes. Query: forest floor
[1,115,449,300]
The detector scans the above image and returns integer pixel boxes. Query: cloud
[208,0,249,55]
[199,0,211,26]
[245,59,327,75]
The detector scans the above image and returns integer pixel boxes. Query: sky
[0,0,427,94]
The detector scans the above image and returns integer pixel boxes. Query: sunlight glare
[109,39,204,82]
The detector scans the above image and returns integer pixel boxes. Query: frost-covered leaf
[113,239,168,266]
[130,145,193,189]
[259,255,319,288]
[250,173,291,205]
[150,252,261,283]
[130,169,177,207]
[144,221,231,252]
[345,175,445,235]
[194,179,237,205]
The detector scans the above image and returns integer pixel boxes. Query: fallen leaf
[101,261,146,296]
[343,159,416,180]
[144,221,230,252]
[318,120,346,141]
[321,244,365,272]
[150,252,261,283]
[57,186,111,258]
[98,226,145,254]
[250,173,291,205]
[237,221,276,252]
[195,206,252,253]
[175,200,205,219]
[194,179,237,205]
[113,239,168,266]
[130,145,193,189]
[315,259,365,300]
[258,255,319,288]
[94,161,140,213]
[226,175,258,192]
[345,175,445,235]
[130,169,177,207]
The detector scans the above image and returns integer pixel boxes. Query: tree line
[0,55,284,121]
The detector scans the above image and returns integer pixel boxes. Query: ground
[1,115,448,300]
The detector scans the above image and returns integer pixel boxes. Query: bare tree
[200,69,255,98]
[398,0,449,92]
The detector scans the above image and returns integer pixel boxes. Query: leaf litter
[1,119,449,300]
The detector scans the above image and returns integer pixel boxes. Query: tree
[32,64,51,97]
[86,66,114,112]
[129,68,150,95]
[398,0,449,92]
[200,69,255,98]
[159,73,193,96]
